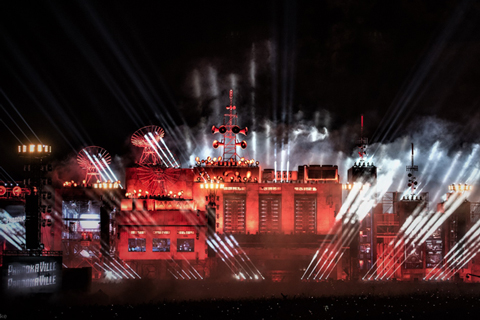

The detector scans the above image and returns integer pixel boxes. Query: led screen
[177,239,194,252]
[405,244,423,269]
[128,238,146,252]
[426,234,443,268]
[153,238,170,252]
[2,255,62,293]
[0,206,26,250]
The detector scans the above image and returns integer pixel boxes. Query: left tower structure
[17,144,53,250]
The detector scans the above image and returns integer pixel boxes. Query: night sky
[1,0,480,203]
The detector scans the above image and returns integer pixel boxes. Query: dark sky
[1,0,480,195]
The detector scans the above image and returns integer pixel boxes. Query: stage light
[18,144,52,155]
[236,141,247,149]
[232,126,248,135]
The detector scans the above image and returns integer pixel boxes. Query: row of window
[128,238,194,253]
[224,195,317,234]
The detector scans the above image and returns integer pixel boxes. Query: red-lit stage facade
[110,91,345,280]
[5,94,480,283]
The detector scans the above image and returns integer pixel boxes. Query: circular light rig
[132,125,180,167]
[131,125,165,148]
[77,146,112,185]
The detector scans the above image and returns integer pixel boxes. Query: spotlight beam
[83,150,108,182]
[144,134,170,167]
[148,132,175,167]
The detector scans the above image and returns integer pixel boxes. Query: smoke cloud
[178,40,480,208]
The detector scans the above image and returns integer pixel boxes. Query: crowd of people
[2,280,480,319]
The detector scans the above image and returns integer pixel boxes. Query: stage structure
[58,182,137,280]
[127,126,183,197]
[211,89,248,162]
[342,115,377,280]
[117,126,206,279]
[0,183,31,253]
[132,125,179,168]
[54,145,136,280]
[424,184,473,281]
[77,146,112,185]
[0,144,63,293]
[4,93,480,283]
[18,144,53,251]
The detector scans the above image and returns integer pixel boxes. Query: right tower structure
[345,115,377,280]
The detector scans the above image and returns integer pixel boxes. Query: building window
[294,196,316,234]
[153,238,170,252]
[128,238,146,252]
[223,195,246,234]
[259,195,281,233]
[177,239,195,252]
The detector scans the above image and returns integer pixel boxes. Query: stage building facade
[2,96,480,283]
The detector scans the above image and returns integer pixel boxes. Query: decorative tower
[406,143,419,195]
[130,125,181,196]
[395,143,428,280]
[131,125,179,167]
[77,146,112,185]
[358,115,368,160]
[18,144,52,250]
[345,115,377,280]
[211,89,248,161]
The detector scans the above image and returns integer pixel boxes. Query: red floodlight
[235,141,247,149]
[212,125,228,134]
[12,186,22,196]
[213,140,224,149]
[232,126,248,136]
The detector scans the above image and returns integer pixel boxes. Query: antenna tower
[358,115,368,161]
[406,143,419,194]
[211,90,248,161]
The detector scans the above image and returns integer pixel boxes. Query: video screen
[426,240,443,252]
[62,200,100,231]
[426,239,443,268]
[177,239,195,252]
[128,238,146,252]
[405,244,423,269]
[430,228,442,239]
[153,238,170,252]
[426,254,443,268]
